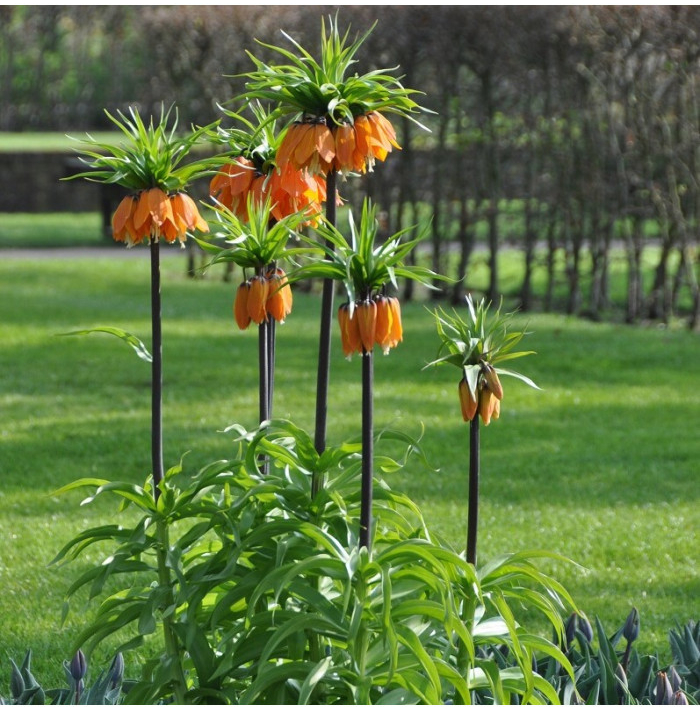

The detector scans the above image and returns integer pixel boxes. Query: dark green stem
[268,317,276,417]
[313,169,337,493]
[150,236,164,500]
[258,316,270,475]
[466,415,480,565]
[359,349,374,550]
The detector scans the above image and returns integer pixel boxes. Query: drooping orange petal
[292,124,320,170]
[387,297,403,346]
[133,191,152,231]
[275,268,293,317]
[333,123,356,172]
[338,303,362,358]
[479,388,495,426]
[370,112,401,150]
[247,275,269,325]
[266,271,292,324]
[313,124,336,166]
[353,115,372,165]
[234,281,252,330]
[356,300,377,353]
[374,296,393,354]
[112,195,135,240]
[147,187,173,229]
[177,193,209,233]
[459,379,478,422]
[276,123,307,169]
[482,364,503,400]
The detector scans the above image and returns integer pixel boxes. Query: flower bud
[69,649,87,683]
[668,667,682,693]
[234,281,251,330]
[108,652,124,690]
[356,299,377,353]
[458,378,478,422]
[579,614,594,643]
[673,690,689,705]
[266,270,293,323]
[374,296,393,354]
[338,303,362,358]
[655,672,674,705]
[479,387,498,425]
[622,607,640,644]
[387,297,403,347]
[482,363,503,400]
[247,275,269,325]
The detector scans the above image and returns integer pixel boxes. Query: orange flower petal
[459,379,478,422]
[147,187,173,228]
[112,195,135,239]
[356,300,377,353]
[234,281,252,330]
[387,297,403,346]
[247,275,269,325]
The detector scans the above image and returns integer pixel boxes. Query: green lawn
[1,252,698,687]
[0,132,123,153]
[0,212,107,248]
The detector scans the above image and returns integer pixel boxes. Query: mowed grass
[1,251,699,686]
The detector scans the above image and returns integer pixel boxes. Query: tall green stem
[150,237,164,500]
[313,169,337,492]
[466,415,480,565]
[359,349,374,550]
[258,312,270,475]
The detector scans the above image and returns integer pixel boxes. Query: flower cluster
[112,189,209,247]
[234,267,293,330]
[427,297,539,426]
[276,111,400,175]
[210,156,327,225]
[338,296,403,357]
[458,364,504,426]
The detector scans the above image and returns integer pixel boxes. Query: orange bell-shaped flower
[478,387,498,426]
[333,122,362,173]
[266,269,293,323]
[278,121,335,175]
[112,195,140,246]
[374,296,396,354]
[247,275,269,325]
[482,363,503,400]
[234,281,252,330]
[356,299,377,353]
[338,303,363,358]
[388,297,403,347]
[458,378,478,422]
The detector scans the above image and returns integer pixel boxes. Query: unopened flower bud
[579,614,594,643]
[623,607,640,644]
[673,690,689,705]
[668,666,682,693]
[655,672,674,705]
[234,281,251,330]
[108,652,124,689]
[482,363,503,400]
[356,299,377,353]
[69,649,87,683]
[458,378,478,422]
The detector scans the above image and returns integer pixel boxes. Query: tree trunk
[451,194,474,305]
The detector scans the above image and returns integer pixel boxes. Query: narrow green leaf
[57,327,152,363]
